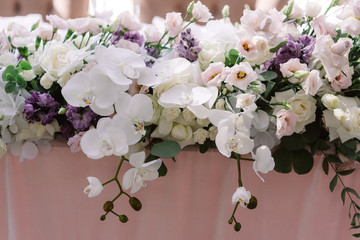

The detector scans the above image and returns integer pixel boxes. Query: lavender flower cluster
[24,92,60,125]
[175,28,201,62]
[110,25,144,47]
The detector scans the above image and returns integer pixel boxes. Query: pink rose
[224,62,257,90]
[279,58,308,83]
[301,70,322,96]
[275,109,297,139]
[67,132,85,152]
[46,14,68,29]
[201,62,227,87]
[165,12,183,38]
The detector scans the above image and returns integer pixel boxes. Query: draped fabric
[1,142,359,240]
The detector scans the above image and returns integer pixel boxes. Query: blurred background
[0,0,289,22]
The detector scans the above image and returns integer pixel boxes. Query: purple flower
[175,28,201,62]
[61,123,75,140]
[65,104,99,132]
[24,92,60,125]
[265,34,315,72]
[110,25,144,46]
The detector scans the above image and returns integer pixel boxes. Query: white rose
[321,94,340,109]
[193,128,209,144]
[197,118,210,127]
[0,138,7,158]
[162,107,181,122]
[20,69,36,81]
[39,42,89,79]
[171,124,193,141]
[198,40,226,70]
[182,108,196,123]
[68,17,91,34]
[208,126,218,141]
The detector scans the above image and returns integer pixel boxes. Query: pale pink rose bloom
[279,58,308,83]
[224,62,257,90]
[201,62,227,87]
[330,65,353,92]
[192,1,213,22]
[68,18,91,34]
[165,12,183,38]
[275,109,297,139]
[68,132,85,152]
[310,15,337,37]
[118,11,142,31]
[46,14,68,29]
[301,70,322,96]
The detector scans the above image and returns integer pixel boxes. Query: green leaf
[343,139,358,150]
[273,147,292,173]
[264,81,276,98]
[322,159,329,175]
[151,141,181,158]
[2,65,18,81]
[303,122,321,144]
[258,71,277,81]
[341,188,346,205]
[352,233,360,238]
[344,187,360,199]
[270,41,288,53]
[4,82,16,93]
[5,73,15,82]
[35,36,41,51]
[18,47,28,58]
[64,29,75,42]
[228,48,239,57]
[158,161,168,177]
[338,169,356,176]
[325,155,342,163]
[350,225,360,230]
[31,20,40,31]
[18,60,32,70]
[199,143,209,154]
[281,134,307,150]
[329,175,338,192]
[292,149,313,174]
[16,74,26,88]
[31,80,40,91]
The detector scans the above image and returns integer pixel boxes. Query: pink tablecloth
[1,143,359,240]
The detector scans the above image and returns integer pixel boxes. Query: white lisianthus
[162,107,181,122]
[253,145,275,175]
[232,186,251,207]
[192,1,213,22]
[225,62,258,90]
[80,118,129,159]
[122,151,162,194]
[193,128,209,144]
[0,138,7,158]
[84,177,104,198]
[305,0,322,18]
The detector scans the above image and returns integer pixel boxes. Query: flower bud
[0,115,3,121]
[58,107,67,114]
[129,197,142,211]
[228,218,233,224]
[100,215,106,221]
[186,1,195,15]
[321,94,339,109]
[234,222,241,232]
[247,195,258,209]
[119,215,129,223]
[103,201,114,212]
[293,70,310,80]
[222,5,230,18]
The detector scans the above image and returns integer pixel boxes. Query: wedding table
[1,141,359,240]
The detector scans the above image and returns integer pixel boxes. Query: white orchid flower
[80,117,129,159]
[232,186,251,207]
[113,93,153,145]
[122,151,162,194]
[83,177,104,198]
[158,84,214,119]
[62,65,127,116]
[252,145,275,182]
[95,45,155,86]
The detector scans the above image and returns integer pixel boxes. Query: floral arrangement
[0,0,360,236]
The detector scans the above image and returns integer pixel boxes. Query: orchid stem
[234,153,243,187]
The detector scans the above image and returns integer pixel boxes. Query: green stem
[234,153,243,187]
[324,0,339,15]
[102,179,115,186]
[229,202,240,223]
[110,210,121,217]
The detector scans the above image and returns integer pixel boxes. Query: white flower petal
[130,94,153,122]
[142,158,162,172]
[129,151,146,168]
[122,168,137,190]
[22,141,38,160]
[80,129,103,159]
[61,72,90,107]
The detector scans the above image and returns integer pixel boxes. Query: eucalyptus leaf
[292,149,313,174]
[158,161,168,177]
[18,60,32,70]
[258,71,277,81]
[264,81,276,98]
[16,74,26,88]
[151,141,181,158]
[281,134,307,150]
[273,148,292,173]
[338,169,356,176]
[4,82,16,93]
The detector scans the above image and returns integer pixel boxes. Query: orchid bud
[247,195,258,209]
[228,218,233,224]
[100,215,106,221]
[129,197,142,211]
[119,215,128,223]
[234,222,241,232]
[103,201,114,212]
[222,5,230,18]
